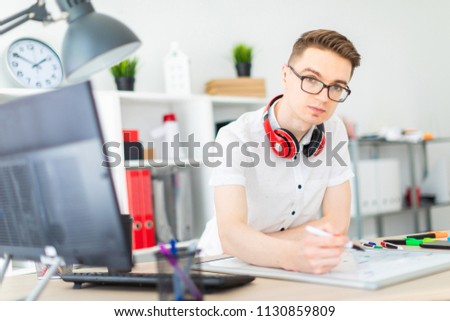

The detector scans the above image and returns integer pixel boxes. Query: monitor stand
[0,247,66,301]
[0,253,12,284]
[26,254,64,301]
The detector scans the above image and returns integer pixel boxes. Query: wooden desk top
[2,258,450,301]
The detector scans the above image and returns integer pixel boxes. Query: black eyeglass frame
[287,65,351,102]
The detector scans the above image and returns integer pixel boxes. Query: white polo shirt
[198,104,353,256]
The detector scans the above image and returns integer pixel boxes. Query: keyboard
[61,272,255,293]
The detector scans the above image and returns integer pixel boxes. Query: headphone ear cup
[273,128,299,158]
[303,124,326,157]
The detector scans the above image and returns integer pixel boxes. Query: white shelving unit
[349,138,450,238]
[108,91,265,237]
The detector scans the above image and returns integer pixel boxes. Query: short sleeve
[209,125,248,187]
[327,117,354,187]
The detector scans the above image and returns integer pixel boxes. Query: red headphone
[263,95,326,159]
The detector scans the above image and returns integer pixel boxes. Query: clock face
[6,38,64,89]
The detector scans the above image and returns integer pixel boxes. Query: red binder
[125,170,144,250]
[140,170,156,248]
[125,169,156,250]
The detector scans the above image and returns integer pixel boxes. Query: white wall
[3,0,450,136]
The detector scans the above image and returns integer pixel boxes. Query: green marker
[383,238,422,246]
[404,237,439,244]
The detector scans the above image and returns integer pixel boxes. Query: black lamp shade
[62,12,141,82]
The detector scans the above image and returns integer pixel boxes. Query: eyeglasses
[287,65,351,102]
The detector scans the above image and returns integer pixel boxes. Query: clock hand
[12,53,35,65]
[32,58,48,69]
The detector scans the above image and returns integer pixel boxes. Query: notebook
[197,249,450,290]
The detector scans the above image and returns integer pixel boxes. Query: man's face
[282,47,352,126]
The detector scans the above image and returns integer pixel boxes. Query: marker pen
[306,226,365,251]
[381,241,404,250]
[407,237,438,243]
[361,242,383,249]
[383,239,422,246]
[406,231,448,239]
[422,238,438,243]
[360,239,376,246]
[169,239,183,301]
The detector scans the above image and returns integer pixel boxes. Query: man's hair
[288,29,361,75]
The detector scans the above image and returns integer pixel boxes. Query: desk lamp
[0,0,141,82]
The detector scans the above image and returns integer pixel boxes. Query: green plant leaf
[110,57,139,78]
[232,43,253,64]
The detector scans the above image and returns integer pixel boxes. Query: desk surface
[2,254,450,301]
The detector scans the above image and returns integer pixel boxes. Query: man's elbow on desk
[217,222,251,256]
[217,226,234,255]
[217,222,292,268]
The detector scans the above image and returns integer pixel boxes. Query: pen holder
[156,247,203,301]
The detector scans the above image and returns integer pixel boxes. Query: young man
[199,30,361,274]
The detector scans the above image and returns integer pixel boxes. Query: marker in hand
[306,226,365,251]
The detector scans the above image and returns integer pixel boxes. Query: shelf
[350,137,450,146]
[208,95,266,105]
[356,202,450,219]
[106,90,266,106]
[125,159,203,168]
[114,90,206,104]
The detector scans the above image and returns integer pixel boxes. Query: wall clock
[6,38,64,89]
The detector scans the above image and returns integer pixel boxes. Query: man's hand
[280,222,349,274]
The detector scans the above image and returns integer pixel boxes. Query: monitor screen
[0,82,131,270]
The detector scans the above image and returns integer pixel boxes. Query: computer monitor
[0,82,131,271]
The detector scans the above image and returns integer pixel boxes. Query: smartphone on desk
[420,241,450,250]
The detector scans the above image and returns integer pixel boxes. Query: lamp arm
[0,0,54,35]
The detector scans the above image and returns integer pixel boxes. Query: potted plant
[232,43,253,77]
[110,57,139,91]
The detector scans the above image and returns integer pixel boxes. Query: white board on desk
[197,249,450,290]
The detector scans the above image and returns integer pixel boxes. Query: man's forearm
[266,217,332,241]
[219,222,292,269]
